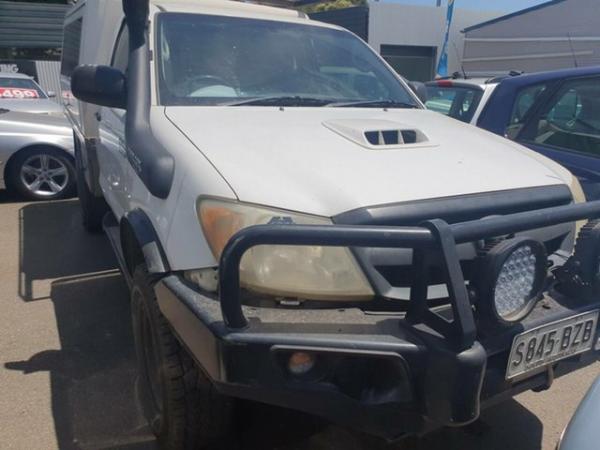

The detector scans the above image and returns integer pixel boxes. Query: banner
[0,60,38,82]
[0,88,40,99]
[436,0,455,78]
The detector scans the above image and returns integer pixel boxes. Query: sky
[386,0,551,13]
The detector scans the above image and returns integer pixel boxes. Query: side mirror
[46,90,56,98]
[71,65,127,109]
[408,81,428,104]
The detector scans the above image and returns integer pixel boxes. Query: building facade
[311,2,498,81]
[0,1,69,99]
[462,0,600,74]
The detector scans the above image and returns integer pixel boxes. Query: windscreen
[425,85,483,123]
[0,78,46,100]
[156,13,417,107]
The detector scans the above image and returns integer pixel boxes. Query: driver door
[97,22,130,218]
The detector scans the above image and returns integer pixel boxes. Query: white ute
[64,0,600,448]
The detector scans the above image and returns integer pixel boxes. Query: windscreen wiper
[224,96,334,107]
[327,99,419,109]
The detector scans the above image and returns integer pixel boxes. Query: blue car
[557,375,600,450]
[426,67,600,198]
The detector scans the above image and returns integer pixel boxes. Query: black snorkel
[122,0,174,199]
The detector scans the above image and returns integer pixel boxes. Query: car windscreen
[156,13,418,107]
[0,78,46,99]
[425,85,483,123]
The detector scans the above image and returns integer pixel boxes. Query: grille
[333,185,574,301]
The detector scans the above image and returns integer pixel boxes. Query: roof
[425,78,497,90]
[0,72,33,79]
[463,0,567,33]
[425,72,523,87]
[495,65,600,88]
[430,66,600,90]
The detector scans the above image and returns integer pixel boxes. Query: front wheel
[131,266,234,450]
[9,147,76,200]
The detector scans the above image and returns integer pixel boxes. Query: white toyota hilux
[64,0,600,448]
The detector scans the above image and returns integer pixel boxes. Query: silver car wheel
[19,154,69,197]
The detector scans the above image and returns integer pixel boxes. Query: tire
[75,148,108,233]
[131,266,234,450]
[8,147,76,201]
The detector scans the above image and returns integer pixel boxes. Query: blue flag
[436,0,455,78]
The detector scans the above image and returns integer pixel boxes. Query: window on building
[505,83,547,139]
[61,18,82,77]
[380,45,436,82]
[522,77,600,156]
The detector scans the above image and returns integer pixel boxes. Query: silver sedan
[0,109,75,200]
[0,72,64,116]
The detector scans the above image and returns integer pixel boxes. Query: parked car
[0,72,64,116]
[426,67,600,198]
[557,375,600,450]
[0,109,75,200]
[66,0,600,448]
[425,75,503,124]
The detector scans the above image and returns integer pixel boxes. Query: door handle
[95,111,102,121]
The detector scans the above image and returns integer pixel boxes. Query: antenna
[452,41,467,79]
[567,33,579,68]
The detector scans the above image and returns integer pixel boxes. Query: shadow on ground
[5,197,155,449]
[2,195,545,450]
[414,400,544,450]
[17,199,115,301]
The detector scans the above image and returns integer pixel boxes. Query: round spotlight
[287,352,316,376]
[478,238,547,325]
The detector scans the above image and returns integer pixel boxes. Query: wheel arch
[120,209,171,278]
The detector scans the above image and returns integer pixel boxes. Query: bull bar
[155,199,600,439]
[219,200,600,347]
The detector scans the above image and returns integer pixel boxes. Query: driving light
[197,199,374,301]
[288,352,316,376]
[478,238,547,324]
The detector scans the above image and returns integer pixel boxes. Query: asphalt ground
[1,191,599,450]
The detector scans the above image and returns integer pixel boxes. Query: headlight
[197,198,374,301]
[478,238,547,324]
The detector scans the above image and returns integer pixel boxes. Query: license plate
[506,310,599,379]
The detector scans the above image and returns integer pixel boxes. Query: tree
[301,0,367,13]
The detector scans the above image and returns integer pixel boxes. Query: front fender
[120,208,171,275]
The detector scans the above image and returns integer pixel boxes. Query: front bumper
[156,201,600,440]
[156,276,600,439]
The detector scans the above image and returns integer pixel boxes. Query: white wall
[367,2,499,76]
[35,61,61,102]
